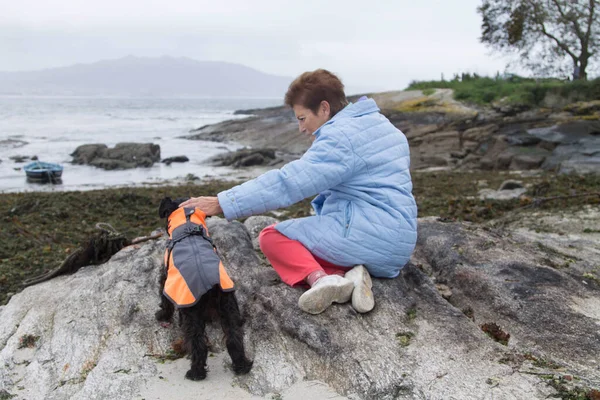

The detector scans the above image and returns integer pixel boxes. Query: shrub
[406,75,600,107]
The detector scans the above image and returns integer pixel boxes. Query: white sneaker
[344,265,375,313]
[298,275,354,314]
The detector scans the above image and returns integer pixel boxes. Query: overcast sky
[0,0,511,93]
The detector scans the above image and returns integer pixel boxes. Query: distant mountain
[0,56,293,97]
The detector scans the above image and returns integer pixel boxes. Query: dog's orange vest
[163,207,234,307]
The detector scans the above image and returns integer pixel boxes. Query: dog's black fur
[156,197,253,381]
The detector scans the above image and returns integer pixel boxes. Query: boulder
[71,143,161,170]
[1,216,598,399]
[211,148,277,168]
[161,156,189,165]
[496,150,515,170]
[498,180,524,191]
[8,155,30,163]
[478,187,527,200]
[104,143,160,167]
[559,155,600,175]
[479,179,527,200]
[478,136,509,170]
[70,144,108,165]
[504,131,542,146]
[527,121,600,145]
[462,124,499,142]
[510,154,546,170]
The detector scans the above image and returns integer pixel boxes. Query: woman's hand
[179,196,223,216]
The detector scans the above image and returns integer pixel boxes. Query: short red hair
[284,69,348,116]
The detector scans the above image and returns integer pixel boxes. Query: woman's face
[293,101,331,140]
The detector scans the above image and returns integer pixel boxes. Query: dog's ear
[158,197,176,218]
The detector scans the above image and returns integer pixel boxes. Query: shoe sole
[346,265,375,313]
[298,279,354,314]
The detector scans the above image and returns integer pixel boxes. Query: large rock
[71,143,161,170]
[70,144,108,165]
[185,110,309,157]
[210,148,277,168]
[1,215,599,399]
[527,121,600,145]
[161,156,189,165]
[529,122,600,174]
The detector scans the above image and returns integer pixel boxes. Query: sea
[0,96,283,193]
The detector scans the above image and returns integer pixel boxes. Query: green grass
[406,74,600,107]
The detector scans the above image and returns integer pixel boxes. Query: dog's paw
[155,309,173,323]
[185,368,207,381]
[233,359,253,375]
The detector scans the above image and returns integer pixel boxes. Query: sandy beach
[137,353,350,400]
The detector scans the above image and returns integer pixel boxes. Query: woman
[180,69,417,315]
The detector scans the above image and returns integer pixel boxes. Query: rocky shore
[185,89,600,175]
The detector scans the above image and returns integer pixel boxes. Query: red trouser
[258,224,351,287]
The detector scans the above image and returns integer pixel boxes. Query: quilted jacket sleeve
[217,126,355,221]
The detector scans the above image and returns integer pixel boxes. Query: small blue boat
[23,161,63,183]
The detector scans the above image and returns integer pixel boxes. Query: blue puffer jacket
[218,98,417,278]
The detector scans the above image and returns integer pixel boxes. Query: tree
[478,0,599,79]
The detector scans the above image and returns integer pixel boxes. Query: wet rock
[71,143,161,170]
[479,179,527,200]
[528,121,600,145]
[9,155,30,163]
[499,180,524,190]
[161,156,189,165]
[510,153,547,170]
[89,158,136,170]
[559,155,600,175]
[70,144,108,164]
[505,131,542,146]
[211,148,277,168]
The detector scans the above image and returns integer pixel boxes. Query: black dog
[156,197,253,380]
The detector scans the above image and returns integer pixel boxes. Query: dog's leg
[219,291,253,375]
[182,304,208,381]
[155,266,175,322]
